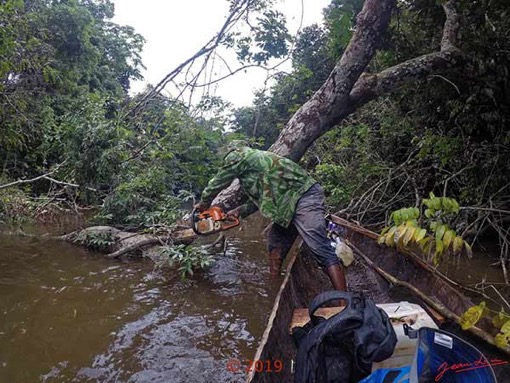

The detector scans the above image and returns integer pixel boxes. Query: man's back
[202,147,316,227]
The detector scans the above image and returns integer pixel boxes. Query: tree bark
[61,226,197,258]
[212,0,464,210]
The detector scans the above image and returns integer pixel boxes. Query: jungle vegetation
[1,0,508,283]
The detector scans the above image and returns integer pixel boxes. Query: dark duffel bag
[293,291,397,383]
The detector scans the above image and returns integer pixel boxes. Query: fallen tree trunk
[61,226,196,258]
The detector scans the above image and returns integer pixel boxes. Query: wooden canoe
[246,215,510,383]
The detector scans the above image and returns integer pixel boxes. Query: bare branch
[0,161,67,190]
[42,176,98,192]
[461,206,510,215]
[130,0,251,114]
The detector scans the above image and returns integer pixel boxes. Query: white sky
[112,0,330,107]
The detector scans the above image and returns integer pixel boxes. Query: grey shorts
[266,183,340,268]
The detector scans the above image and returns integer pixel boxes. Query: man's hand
[194,201,208,212]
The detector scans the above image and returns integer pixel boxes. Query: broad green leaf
[495,319,510,348]
[403,227,415,246]
[493,310,510,328]
[459,302,486,330]
[436,224,447,242]
[453,236,464,255]
[415,228,427,242]
[419,237,432,255]
[396,225,407,247]
[433,239,444,265]
[435,238,444,255]
[452,199,460,213]
[406,219,417,227]
[443,229,454,250]
[443,198,452,212]
[385,226,397,247]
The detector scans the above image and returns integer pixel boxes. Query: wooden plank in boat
[290,301,440,334]
[289,306,346,333]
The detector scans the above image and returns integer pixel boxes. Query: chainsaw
[191,206,240,235]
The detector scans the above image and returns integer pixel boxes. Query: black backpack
[293,291,397,383]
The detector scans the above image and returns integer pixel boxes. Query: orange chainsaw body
[192,207,240,235]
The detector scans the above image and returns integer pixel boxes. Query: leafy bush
[72,230,116,252]
[98,166,183,227]
[158,244,213,279]
[0,185,31,224]
[378,193,472,265]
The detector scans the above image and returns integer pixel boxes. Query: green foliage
[0,0,144,180]
[225,6,291,66]
[73,230,116,252]
[323,0,363,58]
[99,168,183,227]
[459,301,487,330]
[159,244,213,279]
[378,194,472,265]
[389,208,420,226]
[422,192,460,218]
[0,181,31,224]
[230,24,335,147]
[495,320,510,348]
[459,302,510,348]
[314,163,352,207]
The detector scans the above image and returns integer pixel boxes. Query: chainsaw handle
[221,215,240,230]
[191,208,202,235]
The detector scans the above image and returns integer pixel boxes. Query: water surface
[0,215,277,383]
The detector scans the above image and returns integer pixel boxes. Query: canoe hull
[247,216,510,383]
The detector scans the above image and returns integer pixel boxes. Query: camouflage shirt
[200,147,317,228]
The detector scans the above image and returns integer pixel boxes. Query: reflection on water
[0,215,277,383]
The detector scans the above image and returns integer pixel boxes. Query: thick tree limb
[213,0,464,209]
[350,50,464,107]
[61,226,197,259]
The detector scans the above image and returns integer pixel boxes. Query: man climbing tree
[194,142,347,290]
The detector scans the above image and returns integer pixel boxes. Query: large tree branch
[213,0,464,210]
[269,0,397,160]
[329,0,395,104]
[350,49,464,106]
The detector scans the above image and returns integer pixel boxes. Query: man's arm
[199,152,241,206]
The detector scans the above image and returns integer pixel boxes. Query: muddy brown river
[0,215,278,383]
[1,215,509,382]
